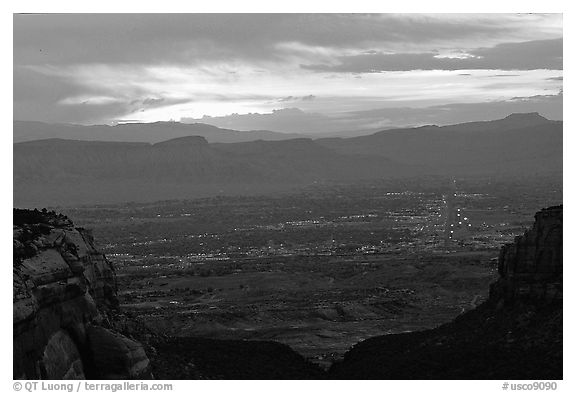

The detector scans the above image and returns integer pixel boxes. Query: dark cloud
[15,97,130,125]
[302,39,562,72]
[13,66,124,124]
[14,14,523,66]
[14,66,81,103]
[277,95,316,103]
[13,66,193,124]
[130,97,191,109]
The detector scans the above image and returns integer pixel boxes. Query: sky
[13,13,563,133]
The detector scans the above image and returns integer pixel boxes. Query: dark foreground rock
[148,337,325,379]
[13,209,152,379]
[329,206,562,379]
[328,300,561,379]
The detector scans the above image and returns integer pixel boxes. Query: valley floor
[117,250,497,368]
[122,299,562,379]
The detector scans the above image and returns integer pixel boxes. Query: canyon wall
[13,210,151,379]
[490,205,562,302]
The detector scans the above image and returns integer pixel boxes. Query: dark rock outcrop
[13,209,151,379]
[86,326,151,379]
[148,337,326,380]
[490,205,562,302]
[329,206,563,379]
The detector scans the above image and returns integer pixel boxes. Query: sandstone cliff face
[13,210,151,379]
[490,205,562,302]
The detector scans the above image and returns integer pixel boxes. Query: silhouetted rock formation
[148,337,326,379]
[13,209,151,379]
[491,205,562,302]
[329,206,562,379]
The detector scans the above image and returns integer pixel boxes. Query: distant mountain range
[14,136,406,183]
[13,113,562,206]
[13,120,306,144]
[316,112,562,174]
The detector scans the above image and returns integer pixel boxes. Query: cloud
[13,66,195,124]
[13,14,563,126]
[302,39,562,72]
[180,91,562,135]
[14,14,561,67]
[16,61,562,125]
[182,108,331,133]
[13,66,131,124]
[277,95,316,102]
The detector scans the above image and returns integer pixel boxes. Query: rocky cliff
[13,209,151,379]
[330,206,563,379]
[490,205,562,302]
